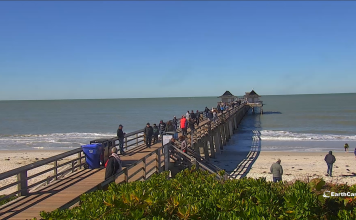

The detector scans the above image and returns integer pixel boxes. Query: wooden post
[125,137,128,150]
[203,137,210,161]
[164,144,169,171]
[77,152,82,170]
[208,122,215,158]
[136,133,138,147]
[157,150,162,173]
[124,168,128,183]
[214,131,221,154]
[142,157,146,180]
[17,171,28,196]
[54,161,58,180]
[72,161,75,173]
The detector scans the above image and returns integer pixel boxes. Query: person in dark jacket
[158,120,166,140]
[270,159,283,182]
[105,147,122,180]
[195,110,200,126]
[152,124,159,144]
[190,110,196,121]
[324,151,336,177]
[207,110,213,121]
[165,121,174,132]
[172,116,178,131]
[144,123,153,148]
[116,124,125,154]
[204,107,209,117]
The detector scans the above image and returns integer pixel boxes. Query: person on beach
[179,135,187,153]
[354,148,356,158]
[180,116,187,136]
[105,147,122,180]
[172,116,178,131]
[116,124,125,154]
[270,159,283,182]
[324,151,336,177]
[144,123,153,148]
[344,143,349,152]
[152,124,159,144]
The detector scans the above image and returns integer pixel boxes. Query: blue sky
[0,1,355,100]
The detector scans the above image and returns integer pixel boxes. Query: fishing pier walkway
[0,104,250,220]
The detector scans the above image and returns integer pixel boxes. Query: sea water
[0,94,355,151]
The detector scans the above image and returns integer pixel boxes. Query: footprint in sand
[298,169,303,170]
[346,165,350,167]
[291,167,295,169]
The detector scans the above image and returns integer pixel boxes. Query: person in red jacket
[180,115,187,136]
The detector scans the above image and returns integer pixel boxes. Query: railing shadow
[212,113,262,179]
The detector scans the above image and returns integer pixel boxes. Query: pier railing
[0,103,244,203]
[0,148,86,202]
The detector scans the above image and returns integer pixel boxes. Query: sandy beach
[0,150,71,195]
[213,150,356,184]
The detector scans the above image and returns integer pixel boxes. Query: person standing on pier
[152,124,159,144]
[116,124,125,155]
[207,110,213,121]
[144,123,153,148]
[195,110,200,126]
[172,116,178,131]
[165,121,174,133]
[179,135,187,153]
[190,110,196,122]
[180,116,187,136]
[325,151,336,177]
[186,111,190,120]
[158,120,166,140]
[204,107,209,117]
[270,159,283,182]
[105,147,122,180]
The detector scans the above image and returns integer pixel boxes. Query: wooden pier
[0,104,250,220]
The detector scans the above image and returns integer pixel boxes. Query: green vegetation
[40,168,356,219]
[0,195,16,206]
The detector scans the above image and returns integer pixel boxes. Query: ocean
[0,93,355,151]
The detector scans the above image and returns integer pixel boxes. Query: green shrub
[39,169,356,220]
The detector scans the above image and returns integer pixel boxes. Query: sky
[0,1,356,100]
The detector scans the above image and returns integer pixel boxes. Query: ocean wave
[0,132,118,150]
[260,130,356,141]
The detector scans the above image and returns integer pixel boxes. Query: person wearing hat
[116,124,126,154]
[270,159,283,182]
[144,123,153,148]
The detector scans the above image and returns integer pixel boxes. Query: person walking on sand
[144,123,153,148]
[344,143,349,152]
[270,159,283,182]
[324,151,336,177]
[116,124,126,155]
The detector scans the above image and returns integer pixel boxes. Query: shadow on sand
[212,112,262,179]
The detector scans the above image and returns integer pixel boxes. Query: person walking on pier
[105,147,122,180]
[152,124,159,144]
[325,151,336,177]
[207,110,213,121]
[165,121,175,133]
[180,116,187,136]
[158,120,166,140]
[190,110,196,122]
[270,159,283,182]
[116,124,125,155]
[144,123,153,148]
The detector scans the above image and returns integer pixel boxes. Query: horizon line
[0,92,355,102]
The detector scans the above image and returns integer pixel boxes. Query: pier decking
[0,104,250,220]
